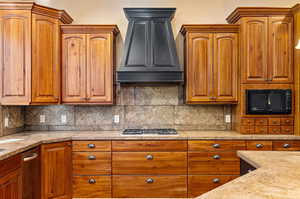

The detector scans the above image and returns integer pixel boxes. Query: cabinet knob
[213,155,221,160]
[212,178,220,183]
[146,154,153,160]
[88,144,95,149]
[146,178,154,184]
[88,179,96,184]
[283,144,291,148]
[256,144,263,148]
[212,144,220,149]
[88,155,96,160]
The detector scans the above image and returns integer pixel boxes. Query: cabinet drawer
[112,175,187,198]
[273,141,300,151]
[188,141,245,151]
[112,152,187,175]
[112,140,187,151]
[269,118,281,126]
[254,126,268,134]
[73,152,111,175]
[241,118,254,126]
[73,176,111,198]
[240,126,254,134]
[0,154,21,177]
[188,152,240,175]
[73,141,111,152]
[255,118,268,126]
[246,141,273,150]
[281,118,294,126]
[268,126,281,134]
[188,175,238,198]
[281,126,294,134]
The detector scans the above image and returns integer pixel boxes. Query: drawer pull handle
[212,144,220,148]
[146,154,153,160]
[286,120,290,123]
[283,144,291,148]
[88,144,95,149]
[256,144,263,148]
[213,155,221,160]
[88,179,96,184]
[146,178,154,184]
[88,155,96,160]
[212,178,220,183]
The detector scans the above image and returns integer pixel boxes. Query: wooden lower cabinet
[41,142,72,199]
[112,175,187,198]
[0,155,22,199]
[188,175,238,198]
[73,176,111,198]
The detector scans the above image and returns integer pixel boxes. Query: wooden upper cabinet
[41,142,72,199]
[0,10,32,105]
[62,34,87,103]
[32,14,60,104]
[0,2,73,105]
[186,33,214,103]
[61,25,119,104]
[181,25,239,104]
[214,33,238,102]
[241,17,268,83]
[226,8,294,84]
[86,34,113,103]
[268,16,293,83]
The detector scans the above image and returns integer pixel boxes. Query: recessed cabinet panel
[32,14,60,103]
[268,16,293,83]
[242,17,268,83]
[187,33,213,102]
[41,142,71,199]
[214,33,238,102]
[0,10,31,105]
[86,34,112,103]
[62,34,87,103]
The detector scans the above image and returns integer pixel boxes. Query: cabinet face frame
[0,10,31,105]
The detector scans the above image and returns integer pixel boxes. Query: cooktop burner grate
[122,129,177,135]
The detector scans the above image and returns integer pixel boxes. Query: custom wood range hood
[117,8,184,84]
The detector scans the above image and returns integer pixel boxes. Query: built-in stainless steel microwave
[246,89,292,115]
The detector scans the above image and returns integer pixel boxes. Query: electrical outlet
[113,115,120,124]
[61,115,67,124]
[4,117,9,128]
[40,115,46,123]
[225,115,231,123]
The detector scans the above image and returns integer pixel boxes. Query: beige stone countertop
[0,130,300,161]
[196,150,300,199]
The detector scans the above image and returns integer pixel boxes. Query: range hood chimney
[117,8,183,84]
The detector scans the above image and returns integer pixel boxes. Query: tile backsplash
[0,106,24,136]
[23,85,232,131]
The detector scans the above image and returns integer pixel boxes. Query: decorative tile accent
[2,106,24,136]
[134,86,179,105]
[124,106,175,129]
[75,106,124,130]
[25,106,75,126]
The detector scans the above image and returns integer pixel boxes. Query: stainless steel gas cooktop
[122,129,178,135]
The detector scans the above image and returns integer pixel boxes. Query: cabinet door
[32,14,60,104]
[268,16,293,83]
[213,33,238,102]
[241,17,268,83]
[41,142,72,199]
[62,34,87,103]
[0,169,22,199]
[186,33,213,103]
[0,10,31,105]
[86,34,113,104]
